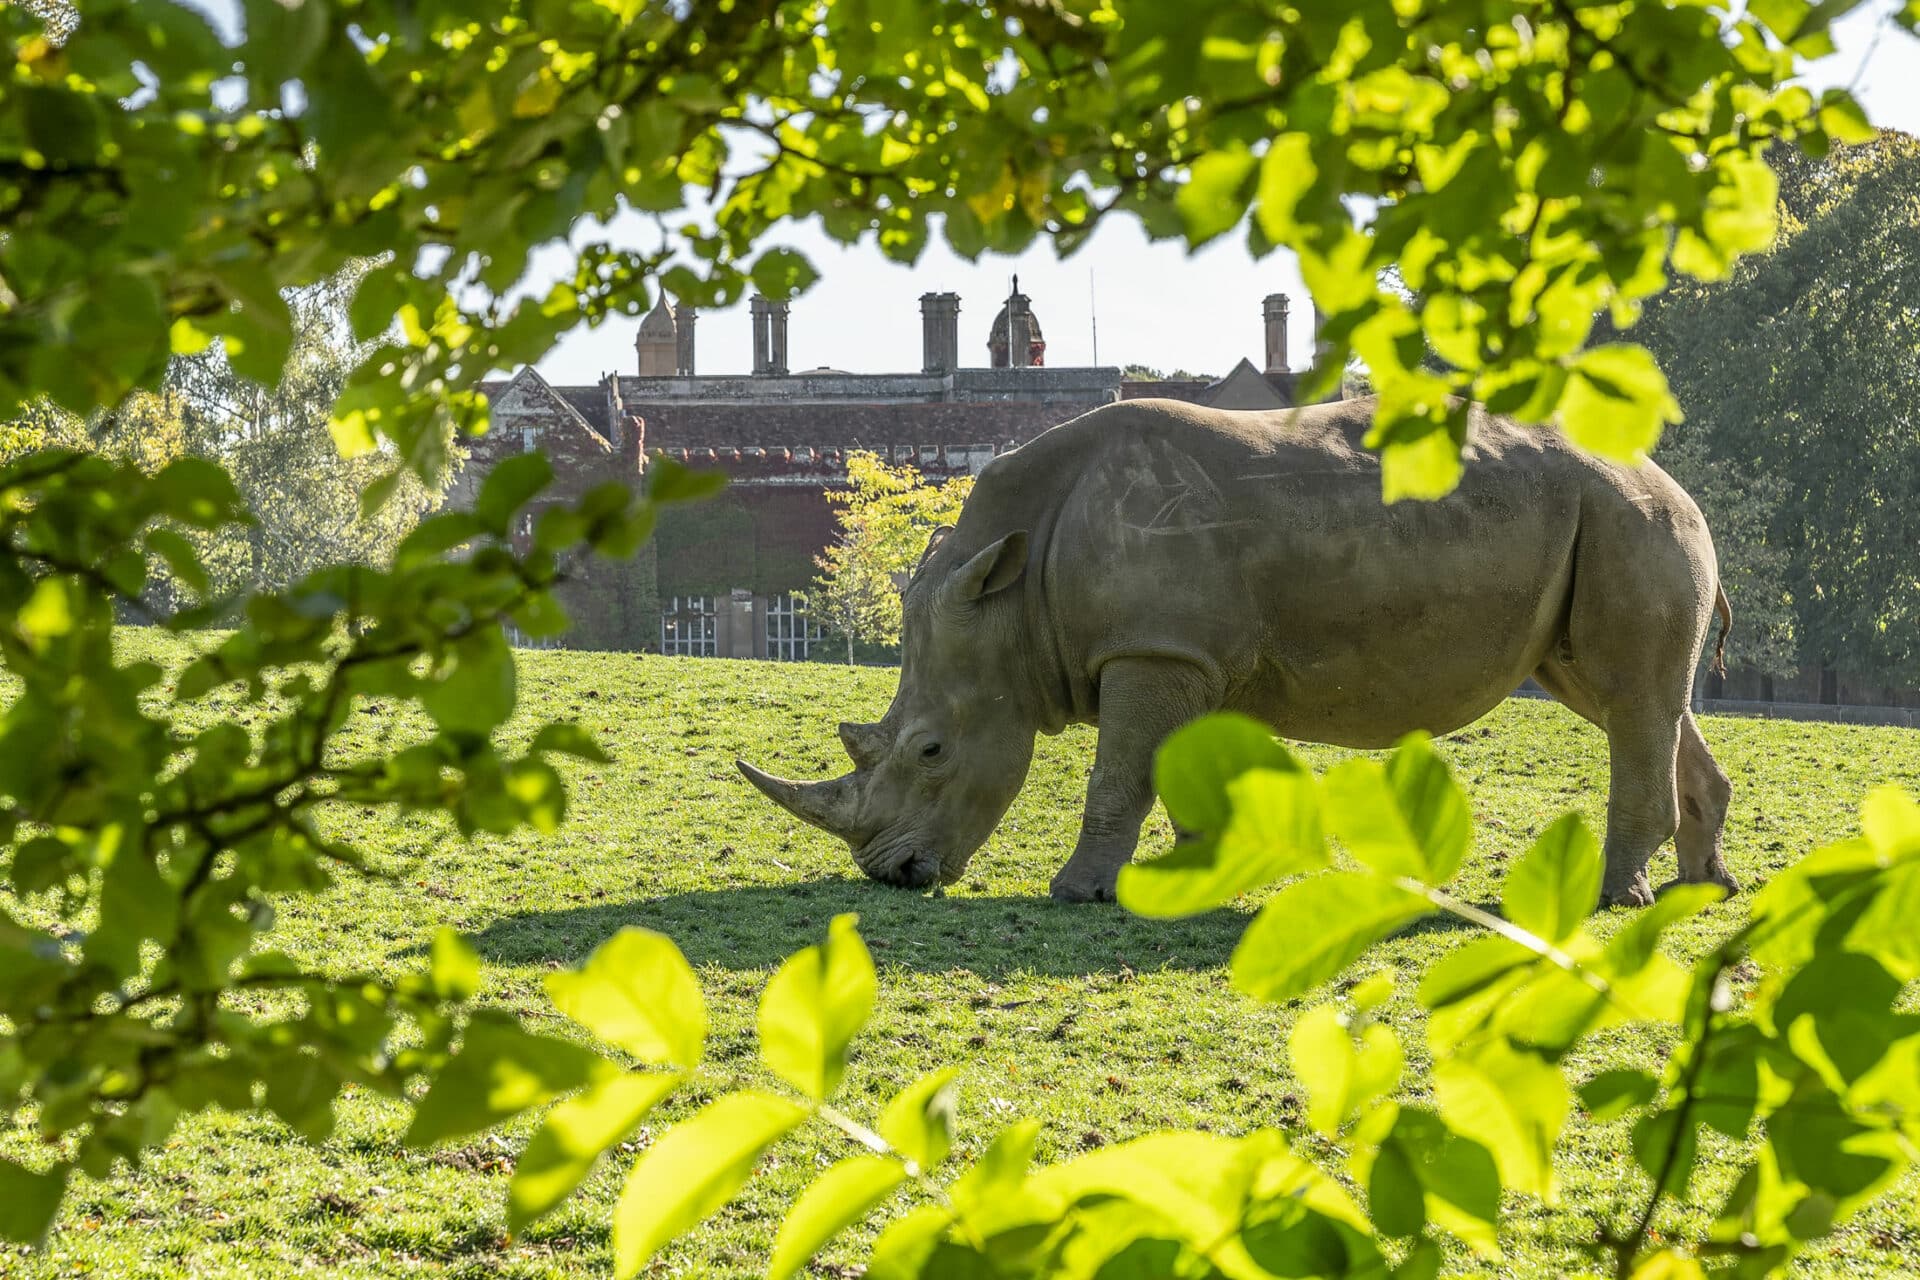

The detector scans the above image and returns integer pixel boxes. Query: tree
[178,269,447,597]
[806,452,972,662]
[1,267,445,600]
[1631,131,1920,683]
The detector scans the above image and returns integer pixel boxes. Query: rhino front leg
[1051,658,1218,904]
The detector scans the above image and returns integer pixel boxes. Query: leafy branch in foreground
[1,1,1902,498]
[419,715,1920,1278]
[0,446,718,1243]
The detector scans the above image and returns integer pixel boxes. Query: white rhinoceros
[741,396,1736,909]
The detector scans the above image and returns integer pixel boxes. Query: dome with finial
[987,274,1046,368]
[637,295,677,340]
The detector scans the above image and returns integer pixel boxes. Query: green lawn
[5,651,1920,1279]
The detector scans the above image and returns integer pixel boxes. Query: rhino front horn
[736,760,861,837]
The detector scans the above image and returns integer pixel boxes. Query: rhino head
[737,530,1037,888]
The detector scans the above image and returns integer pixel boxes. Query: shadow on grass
[457,878,1262,978]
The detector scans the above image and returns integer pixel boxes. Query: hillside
[5,651,1919,1279]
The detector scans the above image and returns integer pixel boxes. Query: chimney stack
[920,292,961,373]
[769,299,789,375]
[1262,294,1291,375]
[750,296,770,375]
[675,306,696,375]
[751,295,789,376]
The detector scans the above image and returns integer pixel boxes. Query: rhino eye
[921,743,943,759]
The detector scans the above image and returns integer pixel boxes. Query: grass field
[5,649,1920,1279]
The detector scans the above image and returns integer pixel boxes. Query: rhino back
[974,397,1694,746]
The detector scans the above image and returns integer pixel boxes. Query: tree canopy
[3,0,1891,501]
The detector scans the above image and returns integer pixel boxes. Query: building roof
[629,399,1073,453]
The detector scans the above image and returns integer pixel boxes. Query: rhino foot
[1049,871,1118,904]
[1657,871,1741,900]
[1600,873,1657,909]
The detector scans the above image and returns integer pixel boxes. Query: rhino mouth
[858,840,942,889]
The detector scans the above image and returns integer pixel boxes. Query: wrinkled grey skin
[740,397,1737,909]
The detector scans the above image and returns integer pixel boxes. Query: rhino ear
[947,531,1029,603]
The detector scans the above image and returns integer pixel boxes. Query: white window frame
[764,593,823,661]
[661,595,718,656]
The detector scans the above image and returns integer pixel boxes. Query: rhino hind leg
[1051,657,1219,904]
[1598,711,1685,908]
[1531,657,1688,909]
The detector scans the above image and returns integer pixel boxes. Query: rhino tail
[1711,584,1732,678]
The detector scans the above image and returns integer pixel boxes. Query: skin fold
[740,396,1737,909]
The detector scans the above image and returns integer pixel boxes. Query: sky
[182,0,1920,383]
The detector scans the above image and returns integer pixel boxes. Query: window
[764,593,823,661]
[503,623,562,651]
[660,595,717,656]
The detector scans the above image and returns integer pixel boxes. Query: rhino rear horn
[736,760,861,838]
[837,721,885,769]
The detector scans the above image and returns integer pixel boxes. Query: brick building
[469,284,1317,657]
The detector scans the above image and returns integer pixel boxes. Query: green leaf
[406,1012,610,1147]
[1321,734,1470,885]
[1581,1069,1658,1122]
[1600,885,1721,978]
[151,457,245,529]
[1368,1135,1427,1238]
[757,914,876,1100]
[749,249,821,300]
[475,451,553,534]
[1232,873,1432,1003]
[1558,345,1681,462]
[509,1072,681,1232]
[1860,786,1920,860]
[950,1119,1040,1213]
[1372,1107,1503,1257]
[429,928,482,1001]
[1432,1039,1568,1199]
[0,1160,69,1244]
[530,722,611,764]
[612,1091,806,1280]
[421,625,517,736]
[546,928,707,1068]
[1290,1004,1402,1136]
[647,454,727,504]
[1120,767,1323,918]
[1177,148,1258,246]
[768,1154,906,1280]
[1151,712,1305,835]
[1502,813,1603,945]
[1255,133,1318,243]
[1817,90,1875,144]
[878,1068,960,1170]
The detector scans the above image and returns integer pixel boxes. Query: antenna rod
[1089,270,1099,367]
